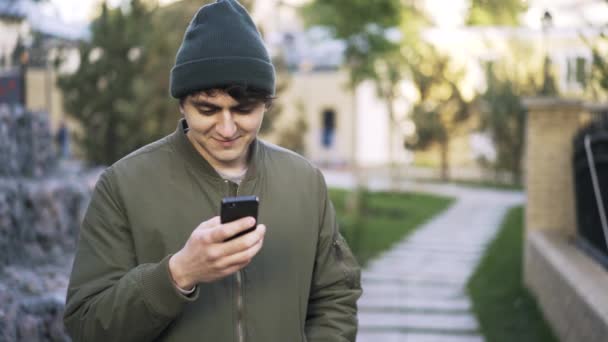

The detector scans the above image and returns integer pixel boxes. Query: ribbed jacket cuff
[139,254,199,318]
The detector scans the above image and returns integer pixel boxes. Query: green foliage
[58,0,287,165]
[329,189,454,265]
[479,62,526,184]
[467,0,528,26]
[300,0,403,88]
[303,1,470,180]
[586,31,608,100]
[467,206,558,342]
[405,45,470,148]
[476,41,558,184]
[58,0,153,165]
[403,42,472,180]
[275,100,308,155]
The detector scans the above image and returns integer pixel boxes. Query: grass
[329,188,454,266]
[467,206,558,342]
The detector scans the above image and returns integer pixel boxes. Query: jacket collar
[169,118,263,182]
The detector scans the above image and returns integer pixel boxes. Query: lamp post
[541,10,553,95]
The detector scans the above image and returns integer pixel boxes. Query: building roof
[0,0,89,41]
[0,0,28,20]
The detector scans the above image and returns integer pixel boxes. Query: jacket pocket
[332,234,361,290]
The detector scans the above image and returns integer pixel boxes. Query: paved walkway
[321,170,525,342]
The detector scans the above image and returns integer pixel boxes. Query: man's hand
[169,216,266,289]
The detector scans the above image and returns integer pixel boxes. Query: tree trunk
[511,157,522,186]
[439,139,450,182]
[385,92,399,190]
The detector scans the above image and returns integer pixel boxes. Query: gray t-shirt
[217,168,248,185]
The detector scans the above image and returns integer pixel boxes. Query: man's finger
[210,216,256,242]
[216,232,264,270]
[197,216,221,230]
[220,224,266,256]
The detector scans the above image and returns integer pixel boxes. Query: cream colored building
[269,24,605,172]
[271,69,414,168]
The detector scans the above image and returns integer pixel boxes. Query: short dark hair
[179,84,275,109]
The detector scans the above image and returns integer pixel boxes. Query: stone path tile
[358,311,479,332]
[358,297,472,312]
[322,170,525,342]
[357,331,484,342]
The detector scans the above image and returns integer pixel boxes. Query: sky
[50,0,608,29]
[49,0,179,23]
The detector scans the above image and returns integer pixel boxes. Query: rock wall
[0,106,102,341]
[0,105,56,178]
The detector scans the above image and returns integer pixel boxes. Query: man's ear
[179,98,185,115]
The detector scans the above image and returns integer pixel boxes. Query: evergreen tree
[467,0,528,26]
[58,0,152,165]
[58,0,287,165]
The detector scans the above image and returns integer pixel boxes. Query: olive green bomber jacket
[64,119,362,341]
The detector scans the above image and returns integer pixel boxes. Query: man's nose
[216,110,237,138]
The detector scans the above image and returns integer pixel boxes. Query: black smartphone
[221,195,259,241]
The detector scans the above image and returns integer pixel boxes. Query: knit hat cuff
[170,56,276,99]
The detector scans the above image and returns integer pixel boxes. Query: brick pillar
[524,98,583,236]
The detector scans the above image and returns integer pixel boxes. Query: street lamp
[541,10,554,95]
[541,10,553,32]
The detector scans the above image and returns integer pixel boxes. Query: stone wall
[525,231,608,342]
[523,98,608,342]
[0,104,56,178]
[0,106,100,341]
[524,98,584,236]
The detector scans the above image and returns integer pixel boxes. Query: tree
[301,0,410,176]
[302,1,472,181]
[404,43,472,181]
[58,0,287,165]
[58,0,152,165]
[275,100,308,155]
[586,30,608,100]
[467,0,528,26]
[478,62,526,185]
[476,42,558,185]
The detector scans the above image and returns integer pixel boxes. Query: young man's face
[180,90,265,170]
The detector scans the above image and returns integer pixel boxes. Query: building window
[321,109,336,149]
[567,56,588,88]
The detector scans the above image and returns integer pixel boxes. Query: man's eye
[234,107,254,114]
[198,108,216,115]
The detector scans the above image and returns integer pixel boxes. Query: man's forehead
[189,90,239,106]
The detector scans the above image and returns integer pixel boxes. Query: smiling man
[63,1,361,341]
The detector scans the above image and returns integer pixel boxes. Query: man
[63,1,361,341]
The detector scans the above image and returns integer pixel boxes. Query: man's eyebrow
[191,100,257,109]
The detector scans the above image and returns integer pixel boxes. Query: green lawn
[467,206,559,342]
[329,188,454,266]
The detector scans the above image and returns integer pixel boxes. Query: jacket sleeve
[64,167,199,342]
[305,170,363,342]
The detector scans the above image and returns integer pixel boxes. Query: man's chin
[211,151,245,166]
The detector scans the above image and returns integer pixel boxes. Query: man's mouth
[214,137,240,147]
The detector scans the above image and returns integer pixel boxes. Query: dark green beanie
[170,0,275,98]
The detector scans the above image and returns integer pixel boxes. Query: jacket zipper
[226,179,245,342]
